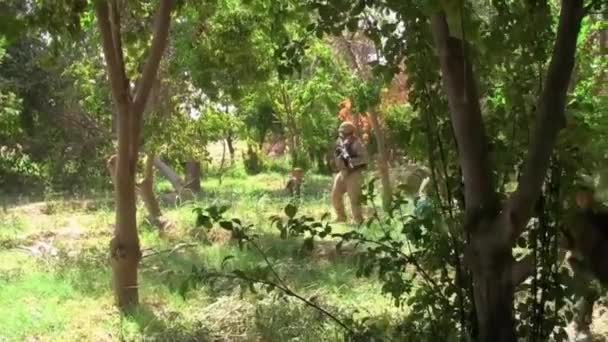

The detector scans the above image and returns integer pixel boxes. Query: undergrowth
[0,170,400,342]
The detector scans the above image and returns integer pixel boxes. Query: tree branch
[508,0,585,237]
[430,12,496,224]
[132,0,175,116]
[95,0,130,107]
[109,0,128,91]
[511,254,535,286]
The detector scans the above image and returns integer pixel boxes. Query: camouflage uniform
[331,121,368,224]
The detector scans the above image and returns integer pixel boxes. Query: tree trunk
[431,0,585,339]
[184,160,201,193]
[153,157,184,192]
[598,15,607,95]
[110,153,167,231]
[226,133,235,163]
[138,153,163,227]
[218,139,227,185]
[368,111,392,212]
[288,134,298,167]
[465,217,517,341]
[95,0,174,311]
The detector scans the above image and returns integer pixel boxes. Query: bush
[0,146,44,193]
[242,145,265,175]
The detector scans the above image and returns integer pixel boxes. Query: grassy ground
[0,164,403,342]
[3,156,608,341]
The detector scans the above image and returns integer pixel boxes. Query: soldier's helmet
[339,121,356,136]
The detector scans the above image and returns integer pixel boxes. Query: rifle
[335,139,354,169]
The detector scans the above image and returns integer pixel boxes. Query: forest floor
[0,167,407,342]
[2,157,608,341]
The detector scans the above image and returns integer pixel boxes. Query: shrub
[242,144,265,175]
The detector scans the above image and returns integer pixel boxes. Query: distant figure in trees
[331,121,368,224]
[285,168,305,196]
[561,184,608,341]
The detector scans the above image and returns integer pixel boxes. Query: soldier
[331,121,368,224]
[562,184,608,341]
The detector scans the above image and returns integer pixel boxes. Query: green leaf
[218,205,230,215]
[321,212,330,221]
[195,213,211,229]
[221,255,235,268]
[219,220,234,230]
[285,203,297,218]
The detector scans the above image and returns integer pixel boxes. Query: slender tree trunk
[288,134,298,167]
[184,161,201,193]
[138,153,163,225]
[226,133,235,163]
[153,157,184,192]
[218,139,227,185]
[107,153,162,226]
[96,0,174,311]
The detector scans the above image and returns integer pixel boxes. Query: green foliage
[179,1,273,101]
[351,76,384,113]
[305,0,607,339]
[3,0,607,339]
[270,40,355,167]
[193,204,231,230]
[0,146,45,193]
[270,202,332,248]
[240,93,281,145]
[382,103,426,159]
[242,144,266,175]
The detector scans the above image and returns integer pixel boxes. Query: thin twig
[205,270,356,335]
[249,240,288,288]
[141,243,198,259]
